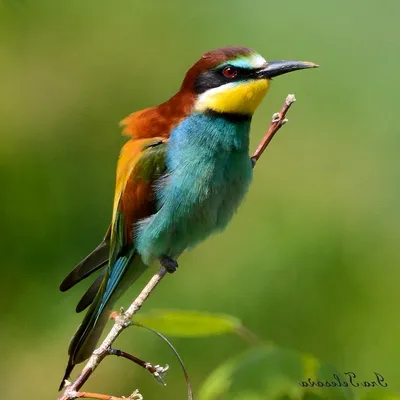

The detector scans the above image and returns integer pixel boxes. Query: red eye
[222,66,238,78]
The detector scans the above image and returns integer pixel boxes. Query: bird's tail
[59,251,148,390]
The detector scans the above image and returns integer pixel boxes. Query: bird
[59,46,317,389]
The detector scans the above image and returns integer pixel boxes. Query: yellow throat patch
[194,79,270,115]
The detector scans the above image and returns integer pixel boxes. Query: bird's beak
[258,60,318,79]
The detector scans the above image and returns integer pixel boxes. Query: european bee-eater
[59,46,317,387]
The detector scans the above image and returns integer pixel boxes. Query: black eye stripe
[194,66,261,94]
[216,65,257,79]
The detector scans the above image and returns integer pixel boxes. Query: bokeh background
[1,0,399,398]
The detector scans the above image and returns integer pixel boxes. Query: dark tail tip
[58,359,75,391]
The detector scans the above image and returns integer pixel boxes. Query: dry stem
[70,389,142,399]
[251,94,296,165]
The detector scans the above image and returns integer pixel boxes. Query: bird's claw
[160,256,178,273]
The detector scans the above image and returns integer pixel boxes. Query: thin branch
[251,94,296,166]
[58,267,167,400]
[58,93,298,400]
[70,389,142,400]
[109,348,169,385]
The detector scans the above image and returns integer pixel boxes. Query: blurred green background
[1,0,399,398]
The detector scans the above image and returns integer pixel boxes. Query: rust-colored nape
[121,90,195,139]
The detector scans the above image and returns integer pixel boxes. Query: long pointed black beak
[258,60,318,79]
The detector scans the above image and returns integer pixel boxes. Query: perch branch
[58,93,297,400]
[70,389,142,400]
[251,93,296,166]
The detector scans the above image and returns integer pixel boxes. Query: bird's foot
[160,255,178,273]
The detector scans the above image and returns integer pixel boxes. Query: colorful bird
[59,46,317,388]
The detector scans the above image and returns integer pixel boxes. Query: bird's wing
[109,137,168,264]
[59,137,168,309]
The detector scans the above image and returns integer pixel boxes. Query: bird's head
[182,47,318,116]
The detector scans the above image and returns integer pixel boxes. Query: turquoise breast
[135,112,253,264]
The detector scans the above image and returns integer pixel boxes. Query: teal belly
[168,150,253,252]
[135,113,253,264]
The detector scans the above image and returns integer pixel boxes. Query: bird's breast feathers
[135,113,253,264]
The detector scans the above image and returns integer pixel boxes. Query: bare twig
[58,94,298,400]
[109,348,169,385]
[70,389,142,400]
[58,267,167,400]
[251,94,296,166]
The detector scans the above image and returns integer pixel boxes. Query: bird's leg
[160,255,178,273]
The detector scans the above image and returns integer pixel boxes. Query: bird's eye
[222,66,238,79]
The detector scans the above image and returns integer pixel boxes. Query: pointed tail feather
[59,358,75,391]
[75,272,105,313]
[59,252,148,390]
[59,240,110,292]
[59,299,112,390]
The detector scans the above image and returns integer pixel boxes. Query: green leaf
[197,356,237,400]
[199,347,355,400]
[134,309,241,337]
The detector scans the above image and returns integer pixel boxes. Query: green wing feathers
[59,226,111,292]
